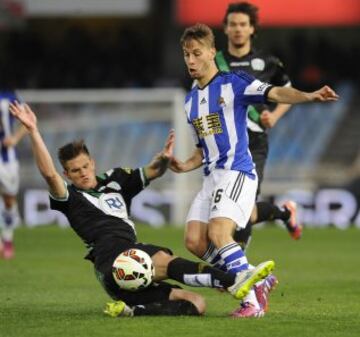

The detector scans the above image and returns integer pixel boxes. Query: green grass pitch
[1,225,359,337]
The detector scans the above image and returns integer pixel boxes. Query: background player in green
[216,2,302,247]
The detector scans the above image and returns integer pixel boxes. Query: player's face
[225,12,254,48]
[63,153,97,190]
[183,39,216,80]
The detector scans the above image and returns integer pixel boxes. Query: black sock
[133,300,200,316]
[256,201,290,223]
[167,257,236,289]
[233,221,252,250]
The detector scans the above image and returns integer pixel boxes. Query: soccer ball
[112,249,154,291]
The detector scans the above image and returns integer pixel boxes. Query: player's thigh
[209,171,258,230]
[185,175,212,224]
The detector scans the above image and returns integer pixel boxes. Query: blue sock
[218,242,249,274]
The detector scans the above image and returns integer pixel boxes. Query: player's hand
[260,110,278,128]
[169,157,188,173]
[9,101,38,132]
[2,136,17,147]
[161,129,175,160]
[309,85,339,102]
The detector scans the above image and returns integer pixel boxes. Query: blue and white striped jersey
[0,91,18,164]
[185,71,273,177]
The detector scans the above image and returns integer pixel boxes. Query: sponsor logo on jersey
[200,97,207,104]
[99,192,128,218]
[230,61,250,67]
[251,58,265,71]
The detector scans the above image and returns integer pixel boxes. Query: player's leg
[0,163,21,259]
[184,220,209,257]
[104,283,204,317]
[95,252,204,317]
[1,194,20,258]
[249,133,302,239]
[184,176,212,258]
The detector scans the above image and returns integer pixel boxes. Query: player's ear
[210,47,216,59]
[63,169,70,179]
[249,25,255,37]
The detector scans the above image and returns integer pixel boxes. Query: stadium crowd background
[0,0,359,228]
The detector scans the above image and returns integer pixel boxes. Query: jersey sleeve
[110,167,148,199]
[49,183,71,214]
[233,71,273,105]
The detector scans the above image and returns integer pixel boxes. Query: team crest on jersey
[217,97,226,108]
[99,193,128,218]
[106,181,121,191]
[251,58,265,71]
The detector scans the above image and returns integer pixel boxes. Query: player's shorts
[92,238,179,306]
[0,162,19,196]
[248,130,268,196]
[186,169,258,230]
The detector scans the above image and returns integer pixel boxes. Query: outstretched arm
[144,129,175,181]
[169,147,203,173]
[9,102,67,199]
[267,85,339,104]
[260,103,291,128]
[2,124,28,147]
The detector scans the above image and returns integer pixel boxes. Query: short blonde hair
[180,23,215,48]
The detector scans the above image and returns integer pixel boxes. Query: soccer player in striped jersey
[171,23,338,317]
[0,91,27,259]
[9,101,275,318]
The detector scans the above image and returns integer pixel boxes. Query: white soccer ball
[112,249,154,291]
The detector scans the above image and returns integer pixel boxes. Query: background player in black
[216,2,302,246]
[9,101,275,318]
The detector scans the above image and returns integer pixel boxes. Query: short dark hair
[58,139,90,169]
[180,23,215,48]
[223,2,259,30]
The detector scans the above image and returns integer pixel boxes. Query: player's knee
[170,288,206,315]
[151,250,174,280]
[3,195,16,209]
[208,224,232,248]
[184,235,206,257]
[191,294,206,315]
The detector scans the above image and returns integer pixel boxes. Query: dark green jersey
[216,48,291,132]
[50,167,148,249]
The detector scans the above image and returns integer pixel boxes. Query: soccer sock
[133,300,200,316]
[242,289,260,309]
[1,204,20,242]
[167,257,236,289]
[256,201,290,223]
[218,242,249,274]
[233,221,253,250]
[200,242,226,271]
